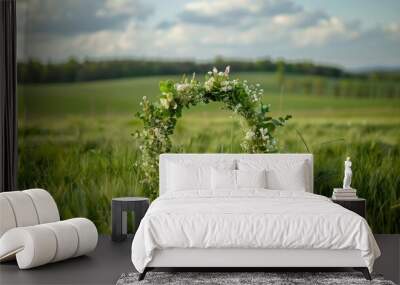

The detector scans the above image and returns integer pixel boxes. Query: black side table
[331,198,366,218]
[112,197,150,242]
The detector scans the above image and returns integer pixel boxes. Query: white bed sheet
[131,190,380,273]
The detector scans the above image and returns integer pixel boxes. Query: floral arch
[135,67,291,199]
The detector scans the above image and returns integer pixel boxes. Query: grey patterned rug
[116,271,395,285]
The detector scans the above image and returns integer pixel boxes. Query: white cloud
[21,20,142,60]
[179,0,301,26]
[292,17,359,47]
[184,0,260,17]
[96,0,153,19]
[272,14,297,27]
[169,0,351,50]
[385,22,400,39]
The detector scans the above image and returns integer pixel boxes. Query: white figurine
[343,157,352,189]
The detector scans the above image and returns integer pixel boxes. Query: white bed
[131,154,380,280]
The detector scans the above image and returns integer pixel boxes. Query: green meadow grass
[17,73,400,234]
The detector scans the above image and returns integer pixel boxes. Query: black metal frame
[0,0,18,193]
[138,267,151,281]
[138,267,372,281]
[354,267,372,280]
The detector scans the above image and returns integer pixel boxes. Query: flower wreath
[135,66,291,199]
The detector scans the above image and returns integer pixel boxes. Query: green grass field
[17,72,400,234]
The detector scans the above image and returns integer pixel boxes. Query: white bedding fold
[131,190,380,273]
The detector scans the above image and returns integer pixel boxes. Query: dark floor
[0,235,399,285]
[0,235,134,285]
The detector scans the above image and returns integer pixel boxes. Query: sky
[17,0,400,69]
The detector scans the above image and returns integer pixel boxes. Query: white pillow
[211,169,268,190]
[266,162,307,191]
[238,159,308,191]
[167,163,210,191]
[166,159,236,192]
[211,168,236,190]
[236,169,267,189]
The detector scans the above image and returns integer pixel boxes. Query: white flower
[218,72,224,76]
[221,86,232,92]
[234,103,242,112]
[212,67,218,74]
[175,83,191,93]
[241,141,249,150]
[163,92,173,102]
[224,66,230,75]
[205,77,214,91]
[221,80,233,92]
[160,98,169,109]
[245,130,255,140]
[259,128,269,140]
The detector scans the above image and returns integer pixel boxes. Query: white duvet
[131,190,380,273]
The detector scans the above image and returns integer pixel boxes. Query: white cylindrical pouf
[0,191,39,227]
[42,221,79,262]
[0,226,57,269]
[65,218,98,257]
[0,196,17,237]
[23,189,60,224]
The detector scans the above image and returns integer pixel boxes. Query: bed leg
[354,267,371,280]
[138,268,148,281]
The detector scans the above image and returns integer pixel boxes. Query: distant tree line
[17,58,400,98]
[18,57,355,84]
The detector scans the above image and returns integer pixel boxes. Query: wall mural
[16,0,400,234]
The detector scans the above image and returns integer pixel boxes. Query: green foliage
[134,67,291,199]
